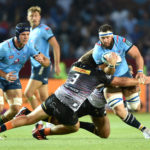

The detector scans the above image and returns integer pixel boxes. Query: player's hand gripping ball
[102,52,122,66]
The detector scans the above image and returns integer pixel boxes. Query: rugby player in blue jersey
[0,22,50,125]
[93,24,145,111]
[24,6,60,110]
[92,24,150,138]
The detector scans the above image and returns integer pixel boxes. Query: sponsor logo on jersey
[125,40,132,46]
[14,58,20,63]
[44,78,48,81]
[73,103,78,108]
[45,27,50,30]
[9,55,14,59]
[72,66,91,75]
[106,75,112,79]
[123,38,126,42]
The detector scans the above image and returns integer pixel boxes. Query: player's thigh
[25,79,43,95]
[5,89,22,111]
[91,115,110,138]
[5,89,22,98]
[104,87,123,108]
[122,86,140,96]
[104,87,122,96]
[28,105,49,122]
[0,89,3,96]
[0,89,4,108]
[38,84,49,102]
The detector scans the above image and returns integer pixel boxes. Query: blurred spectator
[0,0,150,76]
[123,12,138,35]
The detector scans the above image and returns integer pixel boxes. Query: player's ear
[27,15,29,21]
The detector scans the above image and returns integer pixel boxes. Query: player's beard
[101,39,114,49]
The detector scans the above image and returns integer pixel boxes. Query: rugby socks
[0,121,13,133]
[123,112,146,132]
[80,121,95,133]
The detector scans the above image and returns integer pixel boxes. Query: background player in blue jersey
[24,6,61,110]
[92,24,146,128]
[0,22,50,125]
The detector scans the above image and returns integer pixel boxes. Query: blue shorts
[0,78,22,92]
[30,66,50,84]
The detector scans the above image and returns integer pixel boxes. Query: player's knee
[73,123,80,132]
[125,93,141,111]
[24,90,33,99]
[69,122,80,133]
[113,104,128,120]
[96,130,110,138]
[100,133,110,139]
[7,98,22,107]
[128,102,141,111]
[7,98,22,114]
[104,89,123,109]
[25,93,36,102]
[40,95,47,102]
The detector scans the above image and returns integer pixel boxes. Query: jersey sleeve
[41,25,54,41]
[29,46,40,57]
[92,43,103,65]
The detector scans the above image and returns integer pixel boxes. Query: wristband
[137,70,143,73]
[108,65,115,68]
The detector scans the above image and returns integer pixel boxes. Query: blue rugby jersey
[0,38,39,79]
[28,24,54,67]
[92,35,133,77]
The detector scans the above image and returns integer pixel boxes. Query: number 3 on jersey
[69,73,80,84]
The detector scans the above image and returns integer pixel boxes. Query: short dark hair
[98,24,113,32]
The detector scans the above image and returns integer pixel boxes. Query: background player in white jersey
[24,6,61,109]
[0,51,150,139]
[92,24,146,117]
[0,22,50,125]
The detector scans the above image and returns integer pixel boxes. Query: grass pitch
[0,113,150,150]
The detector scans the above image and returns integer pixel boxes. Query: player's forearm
[0,70,7,79]
[53,45,60,66]
[104,66,115,75]
[135,56,144,72]
[41,57,50,67]
[110,77,140,87]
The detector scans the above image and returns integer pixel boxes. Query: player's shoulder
[114,35,129,44]
[39,24,52,31]
[0,38,13,49]
[114,35,132,47]
[113,35,123,42]
[95,40,102,47]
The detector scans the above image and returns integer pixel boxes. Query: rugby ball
[102,52,122,66]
